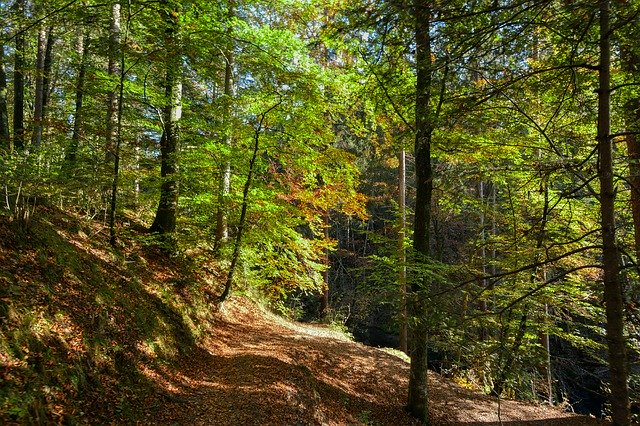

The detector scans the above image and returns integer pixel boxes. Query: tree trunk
[319,210,330,317]
[64,28,89,168]
[109,31,127,247]
[150,0,182,235]
[31,25,46,147]
[0,43,10,151]
[42,27,54,113]
[105,3,120,164]
[597,2,630,424]
[13,0,25,151]
[407,2,432,424]
[218,100,281,303]
[399,149,408,354]
[621,44,640,261]
[214,1,235,254]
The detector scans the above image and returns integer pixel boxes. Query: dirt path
[144,298,608,425]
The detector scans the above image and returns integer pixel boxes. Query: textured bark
[0,43,10,151]
[12,0,25,151]
[407,2,432,424]
[150,1,182,235]
[597,2,630,424]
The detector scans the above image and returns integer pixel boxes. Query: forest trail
[144,298,608,426]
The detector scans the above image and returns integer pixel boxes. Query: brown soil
[140,298,609,426]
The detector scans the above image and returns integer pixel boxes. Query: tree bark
[0,43,10,151]
[150,0,182,235]
[597,1,630,424]
[407,1,432,424]
[12,0,25,151]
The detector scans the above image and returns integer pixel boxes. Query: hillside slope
[0,206,610,424]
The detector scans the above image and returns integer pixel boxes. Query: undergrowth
[0,205,222,423]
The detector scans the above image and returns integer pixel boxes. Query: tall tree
[597,1,630,424]
[399,148,408,354]
[0,43,10,151]
[214,0,235,253]
[12,0,25,151]
[407,1,433,423]
[621,42,640,261]
[105,2,120,164]
[64,26,89,168]
[150,0,182,234]
[31,25,46,146]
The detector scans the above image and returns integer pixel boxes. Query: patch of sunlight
[379,347,410,362]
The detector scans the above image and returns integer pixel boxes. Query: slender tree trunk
[319,210,330,317]
[150,0,182,235]
[399,149,408,354]
[214,1,235,253]
[109,33,126,247]
[13,0,25,151]
[31,25,46,147]
[42,27,54,113]
[597,2,630,424]
[218,100,281,303]
[407,2,432,424]
[0,43,10,151]
[65,29,89,168]
[621,45,640,261]
[627,128,640,260]
[105,3,120,164]
[542,302,553,405]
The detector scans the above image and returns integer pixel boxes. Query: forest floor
[143,297,610,426]
[0,205,612,425]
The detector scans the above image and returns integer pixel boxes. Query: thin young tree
[0,43,10,151]
[12,0,25,151]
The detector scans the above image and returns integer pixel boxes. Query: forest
[1,0,640,424]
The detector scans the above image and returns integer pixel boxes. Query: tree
[12,0,25,151]
[407,1,434,423]
[105,2,120,164]
[31,24,46,146]
[149,0,182,235]
[0,43,9,150]
[597,1,630,423]
[64,24,89,168]
[214,0,235,254]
